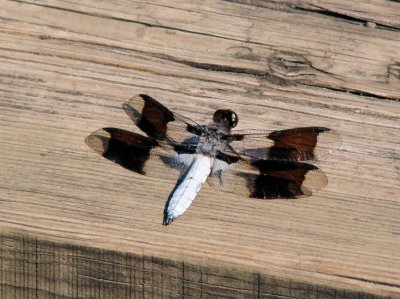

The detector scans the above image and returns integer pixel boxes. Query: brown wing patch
[85,128,182,180]
[123,94,204,143]
[208,160,327,199]
[226,127,341,162]
[123,94,173,140]
[249,160,327,199]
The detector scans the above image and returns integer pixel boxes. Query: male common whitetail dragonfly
[85,95,341,225]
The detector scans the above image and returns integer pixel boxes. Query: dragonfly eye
[213,109,239,128]
[229,110,239,128]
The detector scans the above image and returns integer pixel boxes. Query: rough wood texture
[0,0,399,298]
[1,235,392,299]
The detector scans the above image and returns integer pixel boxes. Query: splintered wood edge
[0,232,392,299]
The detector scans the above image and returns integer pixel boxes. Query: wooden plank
[2,0,400,100]
[0,0,399,297]
[229,0,400,29]
[0,234,393,299]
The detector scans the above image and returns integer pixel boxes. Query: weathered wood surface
[0,0,399,298]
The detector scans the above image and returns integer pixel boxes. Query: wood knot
[267,52,322,84]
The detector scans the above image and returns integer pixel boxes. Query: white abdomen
[164,154,213,225]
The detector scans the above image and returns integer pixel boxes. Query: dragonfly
[85,94,341,225]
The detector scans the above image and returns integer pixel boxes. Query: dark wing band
[85,128,188,180]
[208,159,327,199]
[123,94,204,143]
[224,127,341,162]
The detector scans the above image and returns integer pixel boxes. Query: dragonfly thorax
[196,125,230,157]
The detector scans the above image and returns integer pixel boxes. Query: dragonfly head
[213,109,239,129]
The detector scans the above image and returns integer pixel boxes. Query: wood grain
[229,0,400,29]
[0,0,399,298]
[1,234,393,299]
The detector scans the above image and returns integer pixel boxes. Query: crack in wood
[222,0,400,31]
[301,84,399,101]
[294,5,399,31]
[8,0,257,45]
[387,63,400,83]
[333,274,400,289]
